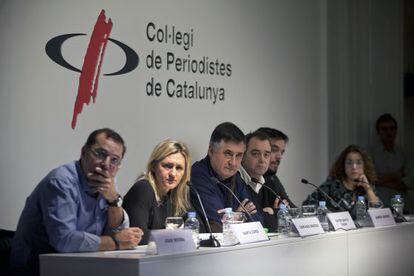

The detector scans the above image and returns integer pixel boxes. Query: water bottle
[355,196,368,227]
[317,201,329,231]
[277,204,291,237]
[184,211,200,248]
[391,194,404,216]
[221,208,237,245]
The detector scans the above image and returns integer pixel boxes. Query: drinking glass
[165,217,184,230]
[301,205,316,217]
[288,207,301,219]
[368,201,383,209]
[232,212,247,223]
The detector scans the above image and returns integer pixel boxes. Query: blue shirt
[190,156,261,225]
[10,161,129,271]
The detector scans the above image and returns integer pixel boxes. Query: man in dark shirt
[257,127,296,208]
[190,122,258,232]
[239,131,278,231]
[368,113,413,209]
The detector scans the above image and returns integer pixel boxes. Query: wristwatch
[110,233,120,250]
[108,194,123,207]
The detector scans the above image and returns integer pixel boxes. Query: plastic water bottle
[317,201,329,231]
[277,204,291,237]
[184,211,200,248]
[221,208,237,245]
[355,196,368,227]
[391,194,404,216]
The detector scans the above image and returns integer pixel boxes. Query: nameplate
[230,222,268,244]
[327,211,356,231]
[368,208,396,227]
[292,217,324,237]
[149,229,196,255]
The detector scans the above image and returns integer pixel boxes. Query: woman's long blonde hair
[138,139,191,216]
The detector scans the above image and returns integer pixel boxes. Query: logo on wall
[45,10,139,129]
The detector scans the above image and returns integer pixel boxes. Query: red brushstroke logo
[71,10,112,129]
[45,10,139,129]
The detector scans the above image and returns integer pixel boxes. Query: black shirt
[123,179,173,245]
[263,171,297,208]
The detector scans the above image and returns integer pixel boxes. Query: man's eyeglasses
[89,148,121,167]
[344,160,363,167]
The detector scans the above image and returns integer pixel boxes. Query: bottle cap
[395,194,401,199]
[188,211,196,218]
[358,196,365,201]
[279,203,286,209]
[319,201,326,207]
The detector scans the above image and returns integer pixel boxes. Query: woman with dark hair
[302,145,380,217]
[123,139,192,245]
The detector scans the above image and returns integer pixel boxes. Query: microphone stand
[390,207,408,223]
[187,182,221,247]
[251,179,282,202]
[301,178,346,212]
[210,177,255,222]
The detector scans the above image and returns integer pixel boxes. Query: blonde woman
[123,139,192,244]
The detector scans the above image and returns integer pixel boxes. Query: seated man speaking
[190,122,258,232]
[10,128,143,276]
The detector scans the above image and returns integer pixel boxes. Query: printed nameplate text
[149,229,195,255]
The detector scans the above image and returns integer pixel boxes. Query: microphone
[210,177,255,222]
[187,182,220,247]
[301,178,347,211]
[390,207,408,223]
[251,178,282,201]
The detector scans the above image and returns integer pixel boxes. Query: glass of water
[288,207,301,219]
[165,217,184,230]
[368,201,383,209]
[232,212,247,223]
[301,205,316,217]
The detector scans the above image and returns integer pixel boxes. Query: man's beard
[267,167,277,175]
[268,162,280,174]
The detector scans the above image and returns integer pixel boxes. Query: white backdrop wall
[327,0,404,160]
[0,0,328,230]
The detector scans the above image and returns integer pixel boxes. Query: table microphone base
[200,236,221,247]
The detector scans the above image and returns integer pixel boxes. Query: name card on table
[292,217,324,237]
[149,229,195,255]
[368,208,396,227]
[230,222,268,244]
[327,211,356,231]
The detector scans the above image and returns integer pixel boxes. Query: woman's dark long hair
[329,144,377,184]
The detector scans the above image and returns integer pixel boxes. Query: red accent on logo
[71,10,113,129]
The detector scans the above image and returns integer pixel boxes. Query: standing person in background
[368,113,413,211]
[303,145,380,218]
[190,122,258,232]
[123,140,194,245]
[257,127,296,208]
[10,128,142,276]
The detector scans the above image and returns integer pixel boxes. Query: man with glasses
[190,122,258,232]
[11,128,143,276]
